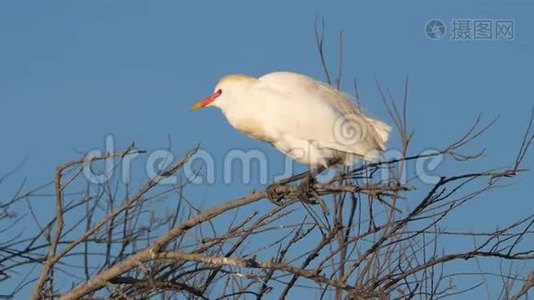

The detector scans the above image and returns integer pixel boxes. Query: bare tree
[1,19,533,300]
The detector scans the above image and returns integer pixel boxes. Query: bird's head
[190,74,255,112]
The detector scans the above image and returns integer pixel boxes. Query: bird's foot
[297,173,330,215]
[266,183,286,206]
[297,173,317,204]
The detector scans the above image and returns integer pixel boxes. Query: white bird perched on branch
[191,71,391,169]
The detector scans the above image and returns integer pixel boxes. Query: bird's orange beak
[190,89,222,112]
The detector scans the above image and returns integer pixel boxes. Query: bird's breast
[231,117,276,144]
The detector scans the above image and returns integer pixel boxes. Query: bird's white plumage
[201,71,391,167]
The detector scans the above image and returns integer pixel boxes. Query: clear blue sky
[1,1,533,298]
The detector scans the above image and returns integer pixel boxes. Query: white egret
[191,71,390,169]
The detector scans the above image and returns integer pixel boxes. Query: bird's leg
[301,165,330,215]
[297,165,326,205]
[297,173,314,202]
[266,165,327,207]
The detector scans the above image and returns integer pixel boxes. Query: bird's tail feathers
[366,117,391,149]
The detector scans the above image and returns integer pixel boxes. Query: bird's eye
[216,89,223,95]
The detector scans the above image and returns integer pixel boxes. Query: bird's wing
[256,72,391,159]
